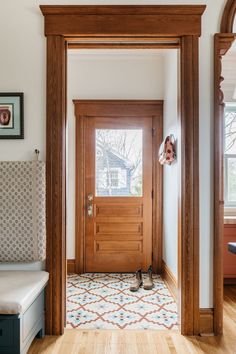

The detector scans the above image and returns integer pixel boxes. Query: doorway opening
[40,5,205,336]
[66,49,179,330]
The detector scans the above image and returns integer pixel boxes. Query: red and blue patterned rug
[67,273,178,330]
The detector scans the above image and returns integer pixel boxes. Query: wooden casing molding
[40,4,205,336]
[214,0,236,336]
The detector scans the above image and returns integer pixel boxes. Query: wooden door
[75,100,163,273]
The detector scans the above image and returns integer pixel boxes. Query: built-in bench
[0,271,49,354]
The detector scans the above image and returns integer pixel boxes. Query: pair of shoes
[130,266,154,292]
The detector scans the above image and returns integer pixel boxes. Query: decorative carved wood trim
[214,0,236,336]
[218,33,236,56]
[40,5,205,336]
[220,0,236,33]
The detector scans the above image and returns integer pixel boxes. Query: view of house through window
[95,129,143,196]
[224,104,236,206]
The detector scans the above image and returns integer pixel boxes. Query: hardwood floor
[29,286,236,354]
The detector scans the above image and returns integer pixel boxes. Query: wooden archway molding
[40,5,206,336]
[214,0,236,336]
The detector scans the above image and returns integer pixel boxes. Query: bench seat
[0,271,49,354]
[0,271,48,315]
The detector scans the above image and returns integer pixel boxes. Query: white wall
[67,49,165,259]
[162,50,179,279]
[0,0,228,308]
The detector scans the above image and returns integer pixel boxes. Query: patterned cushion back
[0,161,46,262]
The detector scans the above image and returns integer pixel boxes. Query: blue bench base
[0,291,45,354]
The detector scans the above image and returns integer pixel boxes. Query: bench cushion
[0,271,49,314]
[0,261,45,271]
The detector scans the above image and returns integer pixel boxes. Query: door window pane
[95,129,143,196]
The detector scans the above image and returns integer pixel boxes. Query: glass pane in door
[95,129,143,196]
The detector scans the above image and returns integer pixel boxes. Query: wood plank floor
[29,286,236,354]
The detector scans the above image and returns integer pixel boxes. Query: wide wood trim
[68,43,180,50]
[179,35,199,335]
[74,99,165,116]
[40,5,205,336]
[40,5,206,16]
[40,5,205,37]
[67,259,76,274]
[214,1,236,335]
[74,100,163,274]
[161,260,177,301]
[45,35,67,335]
[67,36,180,47]
[199,309,214,335]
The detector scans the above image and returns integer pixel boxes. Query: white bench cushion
[0,261,45,271]
[0,271,49,314]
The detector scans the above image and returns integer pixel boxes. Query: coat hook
[34,149,40,161]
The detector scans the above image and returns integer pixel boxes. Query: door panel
[85,114,152,272]
[95,204,143,217]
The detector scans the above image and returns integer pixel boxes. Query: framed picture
[0,93,24,139]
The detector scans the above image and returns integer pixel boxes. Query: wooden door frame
[214,0,236,336]
[73,100,163,275]
[40,4,206,336]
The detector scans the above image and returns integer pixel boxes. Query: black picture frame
[0,92,24,139]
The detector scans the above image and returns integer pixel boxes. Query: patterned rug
[67,273,178,330]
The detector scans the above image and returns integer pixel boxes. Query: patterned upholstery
[0,161,46,262]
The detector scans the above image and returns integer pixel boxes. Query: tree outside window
[224,104,236,207]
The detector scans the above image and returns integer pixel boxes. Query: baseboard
[161,260,177,301]
[67,259,76,274]
[224,277,236,285]
[199,308,214,335]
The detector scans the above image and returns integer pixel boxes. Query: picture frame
[0,92,24,139]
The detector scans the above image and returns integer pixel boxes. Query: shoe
[143,265,154,290]
[130,269,143,292]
